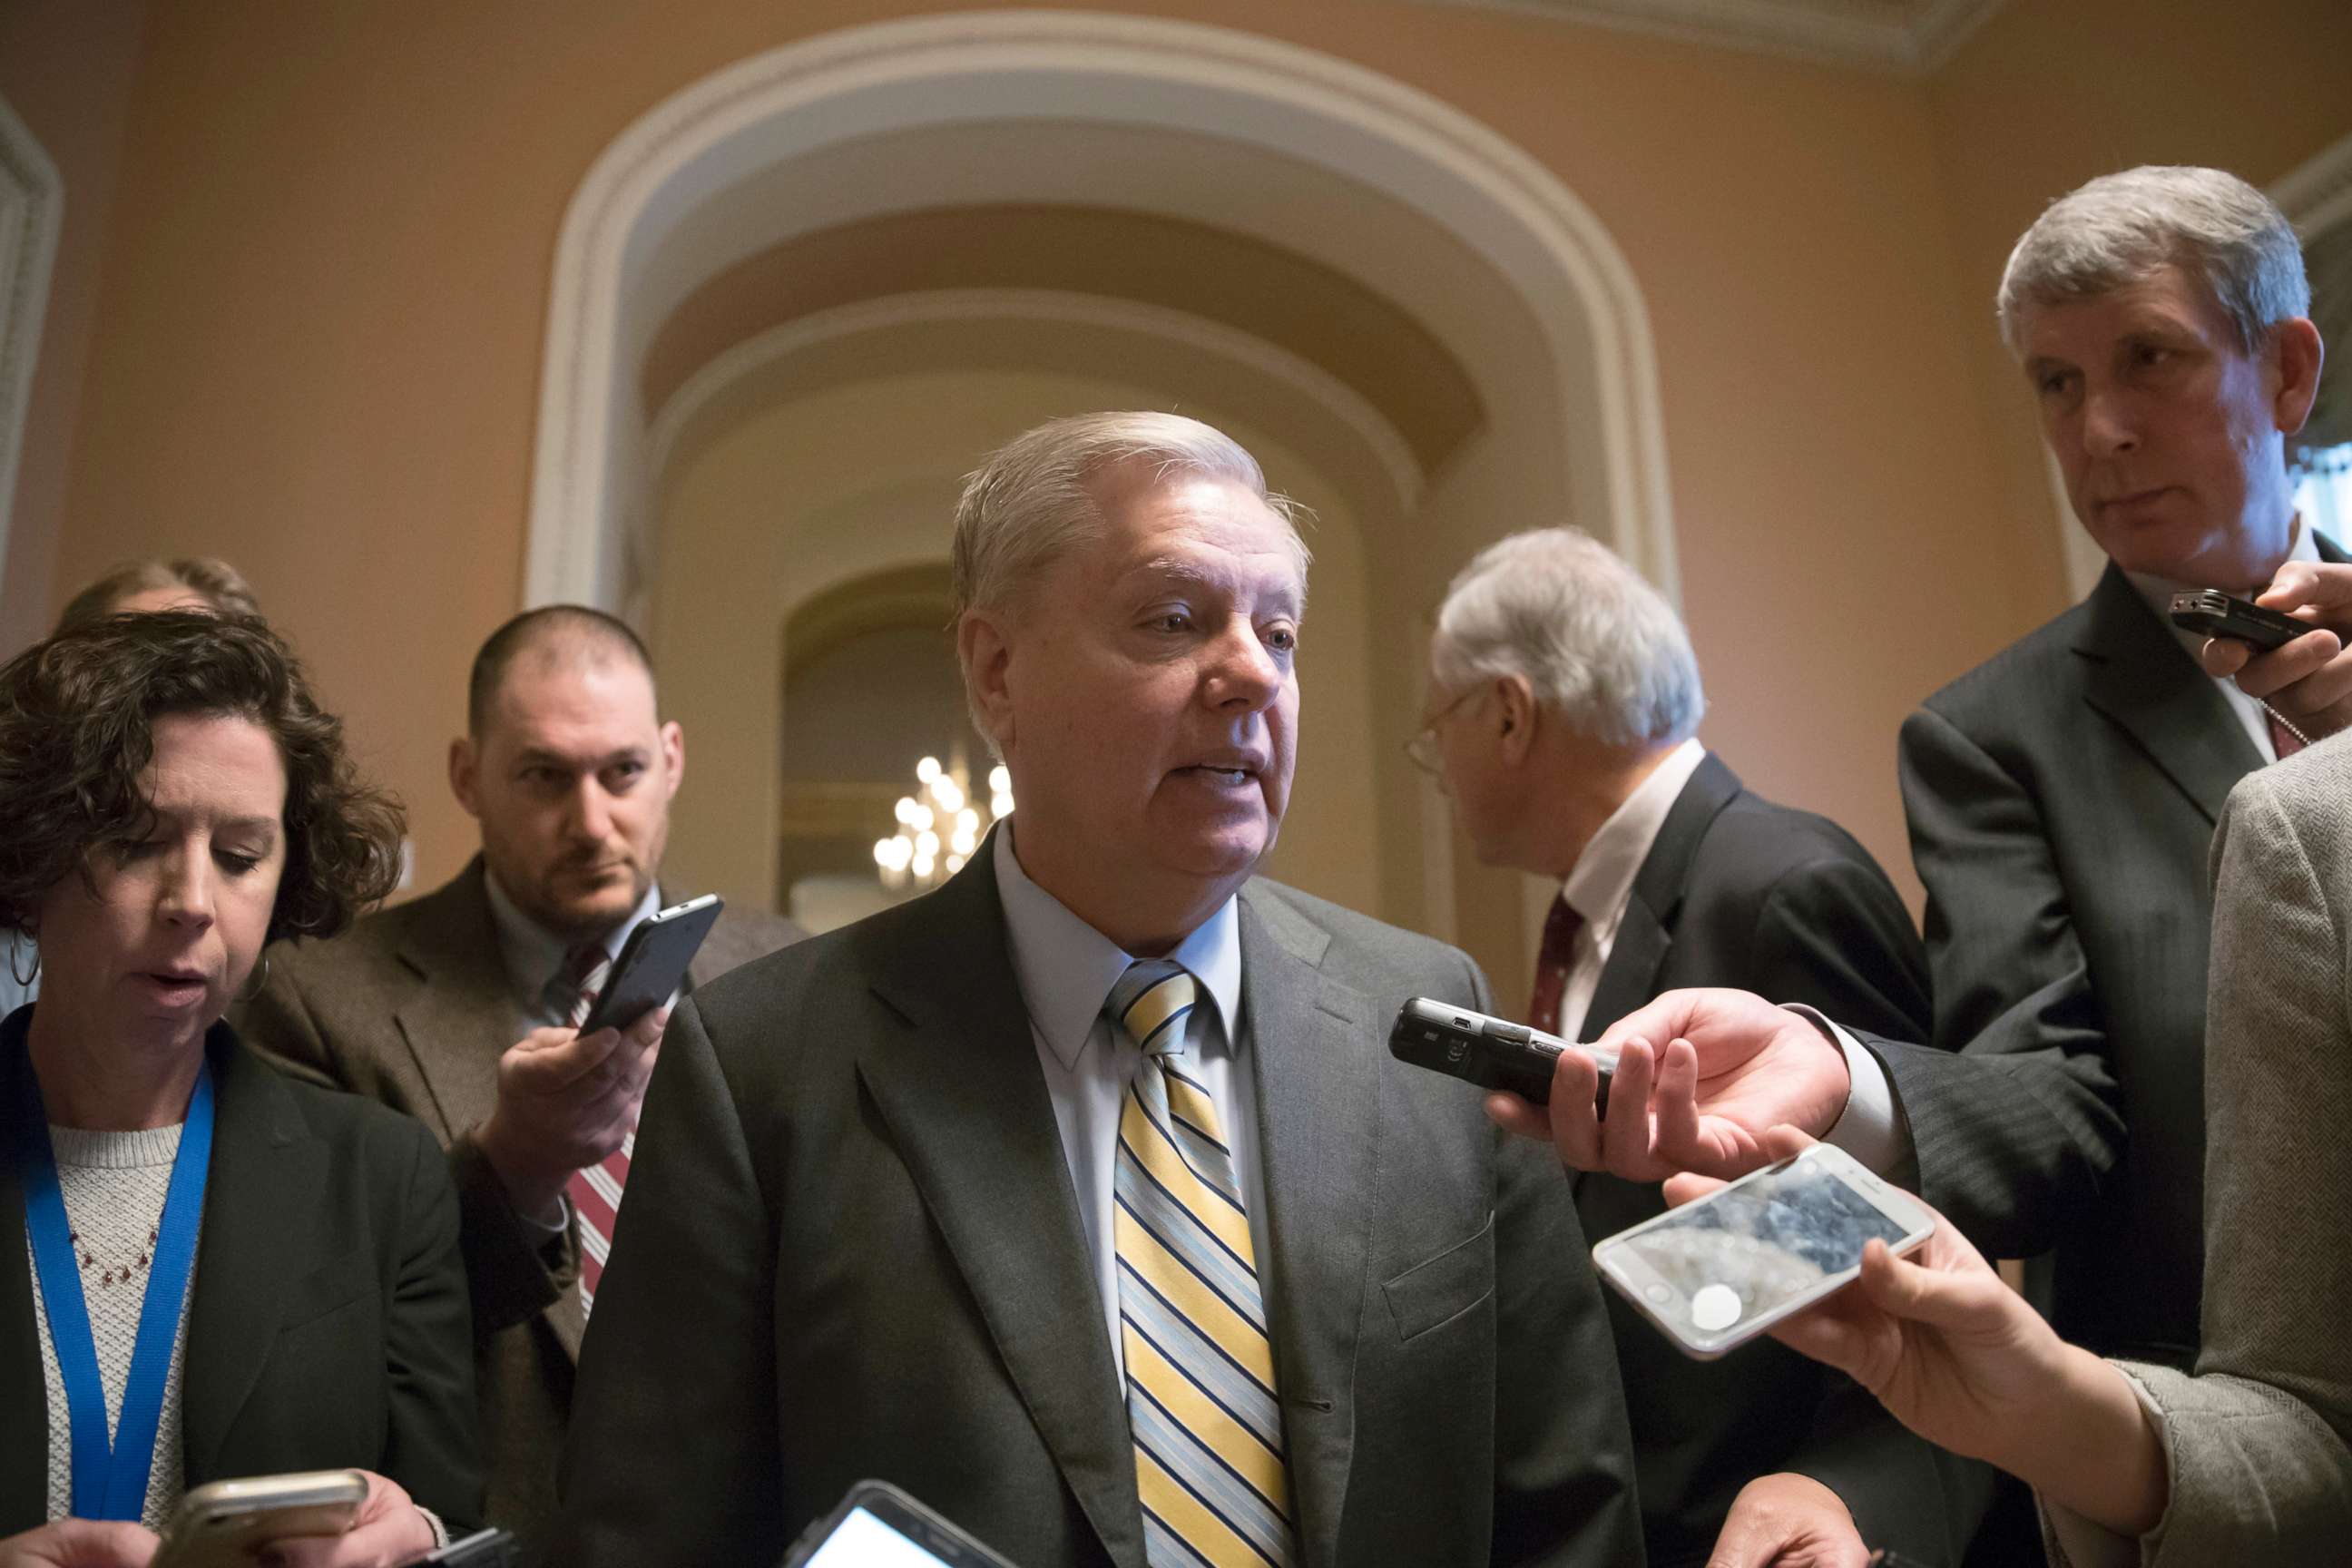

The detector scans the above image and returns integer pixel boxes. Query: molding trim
[1408,0,2009,74]
[528,9,1680,612]
[0,95,64,603]
[642,288,1427,518]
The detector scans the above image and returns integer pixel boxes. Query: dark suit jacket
[0,1014,479,1532]
[230,858,804,1547]
[1572,754,1982,1566]
[1872,544,2342,1365]
[552,845,1644,1568]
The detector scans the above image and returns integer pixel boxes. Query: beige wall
[18,0,2347,988]
[0,0,148,646]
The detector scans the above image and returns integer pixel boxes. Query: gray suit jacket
[1875,544,2345,1363]
[230,858,805,1548]
[2070,734,2352,1564]
[552,844,1644,1568]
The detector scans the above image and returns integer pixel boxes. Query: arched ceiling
[641,204,1485,477]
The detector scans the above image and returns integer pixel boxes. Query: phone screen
[1614,1156,1909,1334]
[800,1507,958,1567]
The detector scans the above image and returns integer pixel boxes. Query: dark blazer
[1573,754,1982,1567]
[552,844,1644,1568]
[1870,543,2342,1366]
[0,1014,479,1532]
[231,858,805,1547]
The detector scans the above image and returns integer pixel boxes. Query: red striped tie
[556,943,629,1318]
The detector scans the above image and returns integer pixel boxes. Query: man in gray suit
[236,605,804,1550]
[554,413,1642,1568]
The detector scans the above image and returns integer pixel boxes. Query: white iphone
[1591,1142,1935,1360]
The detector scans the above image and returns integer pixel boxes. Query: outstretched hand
[1485,989,1850,1181]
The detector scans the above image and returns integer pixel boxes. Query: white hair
[1997,165,2310,356]
[1433,527,1702,749]
[951,411,1311,745]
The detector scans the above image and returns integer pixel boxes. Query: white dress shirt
[1553,738,1706,1042]
[1553,740,1898,1170]
[1824,517,2324,1181]
[991,822,1269,1378]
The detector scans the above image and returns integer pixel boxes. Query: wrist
[475,1112,567,1226]
[1998,1346,2170,1535]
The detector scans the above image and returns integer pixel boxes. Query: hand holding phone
[1594,1141,1933,1359]
[151,1470,367,1568]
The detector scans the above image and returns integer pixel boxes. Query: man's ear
[958,609,1017,754]
[1496,675,1538,765]
[448,736,482,818]
[2269,317,2326,435]
[659,720,686,802]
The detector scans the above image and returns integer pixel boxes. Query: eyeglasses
[1405,687,1482,777]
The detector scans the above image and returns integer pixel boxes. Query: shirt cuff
[515,1191,571,1239]
[415,1504,452,1552]
[2038,1370,2172,1568]
[1781,1005,1906,1179]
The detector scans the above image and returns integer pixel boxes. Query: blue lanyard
[17,1060,214,1521]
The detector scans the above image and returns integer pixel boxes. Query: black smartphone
[781,1479,1023,1568]
[2169,588,2309,652]
[575,894,723,1034]
[405,1528,519,1567]
[1387,998,1614,1114]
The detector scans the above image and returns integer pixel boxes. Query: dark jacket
[1573,753,1983,1567]
[232,858,806,1547]
[0,1012,480,1531]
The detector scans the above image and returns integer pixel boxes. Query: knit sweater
[28,1121,195,1531]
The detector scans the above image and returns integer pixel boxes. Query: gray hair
[951,412,1311,743]
[1433,527,1703,749]
[1997,165,2310,356]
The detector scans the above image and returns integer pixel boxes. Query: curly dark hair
[0,612,406,944]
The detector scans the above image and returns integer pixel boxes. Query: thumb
[44,1519,162,1567]
[1851,1238,1983,1331]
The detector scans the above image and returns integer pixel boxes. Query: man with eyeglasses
[1416,528,1985,1568]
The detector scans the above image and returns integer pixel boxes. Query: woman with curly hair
[0,612,479,1568]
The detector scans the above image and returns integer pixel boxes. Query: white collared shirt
[1559,741,1903,1173]
[2124,514,2318,764]
[991,823,1268,1378]
[1553,738,1708,1043]
[483,869,663,1027]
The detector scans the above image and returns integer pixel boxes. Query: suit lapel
[1236,887,1375,1568]
[390,863,526,1145]
[853,854,1145,1568]
[181,1027,326,1481]
[2074,566,2261,825]
[0,1018,48,1525]
[1579,754,1737,1040]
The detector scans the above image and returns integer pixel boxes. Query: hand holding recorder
[2183,563,2352,742]
[1484,987,1851,1183]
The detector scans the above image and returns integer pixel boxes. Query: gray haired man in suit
[236,605,804,1551]
[554,412,1643,1568]
[1501,166,2334,1560]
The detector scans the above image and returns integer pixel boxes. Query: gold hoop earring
[233,952,271,1004]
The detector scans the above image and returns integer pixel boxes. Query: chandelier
[874,755,1014,889]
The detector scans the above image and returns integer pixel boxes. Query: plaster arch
[527,8,1678,617]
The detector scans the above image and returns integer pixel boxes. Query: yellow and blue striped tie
[1108,960,1297,1568]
